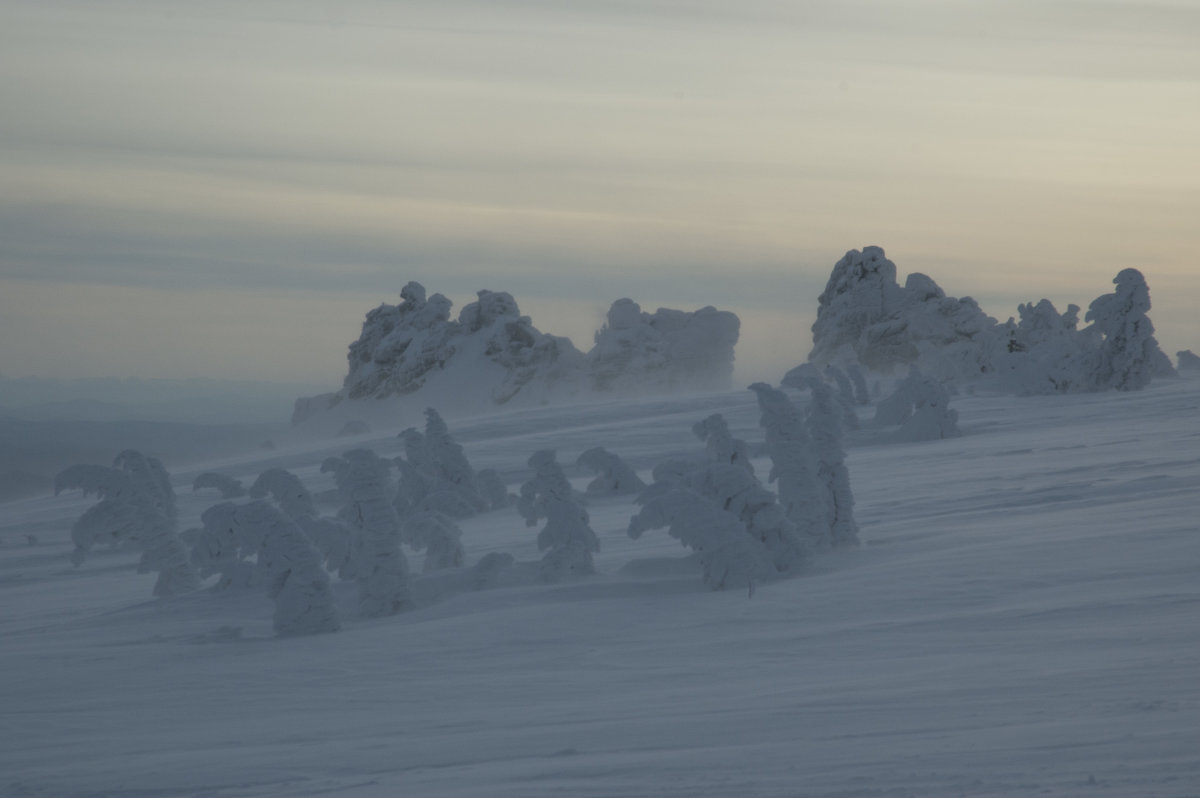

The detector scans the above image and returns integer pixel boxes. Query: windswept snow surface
[2,378,1199,797]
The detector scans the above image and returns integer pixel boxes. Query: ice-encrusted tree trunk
[249,468,317,520]
[576,446,646,496]
[321,449,410,616]
[748,382,831,550]
[518,450,599,580]
[692,413,754,474]
[1085,268,1175,391]
[56,455,199,597]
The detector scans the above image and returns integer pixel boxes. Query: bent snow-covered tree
[420,408,488,515]
[402,511,466,572]
[237,500,341,636]
[182,501,256,589]
[186,500,339,635]
[875,368,961,442]
[693,413,754,474]
[629,480,771,593]
[249,468,317,520]
[518,450,600,580]
[576,447,646,496]
[192,471,246,499]
[1084,268,1175,391]
[476,468,515,510]
[321,449,410,616]
[393,410,488,519]
[804,378,860,547]
[56,454,199,597]
[749,383,830,551]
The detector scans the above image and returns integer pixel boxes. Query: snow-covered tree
[875,368,960,442]
[56,454,199,597]
[628,481,771,593]
[476,468,515,510]
[1084,268,1175,391]
[846,364,871,405]
[186,500,339,635]
[182,501,255,589]
[576,447,646,496]
[393,410,487,519]
[517,450,599,580]
[238,501,341,636]
[321,449,410,616]
[804,379,860,547]
[249,468,317,520]
[113,449,177,525]
[420,408,488,514]
[192,472,246,499]
[692,413,754,474]
[402,511,466,572]
[748,383,830,550]
[684,463,806,573]
[783,363,859,431]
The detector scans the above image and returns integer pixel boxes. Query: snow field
[2,378,1199,797]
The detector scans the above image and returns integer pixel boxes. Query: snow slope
[2,377,1198,797]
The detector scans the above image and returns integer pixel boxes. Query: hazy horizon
[3,1,1198,386]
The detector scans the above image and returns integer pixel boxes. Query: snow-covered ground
[2,377,1198,797]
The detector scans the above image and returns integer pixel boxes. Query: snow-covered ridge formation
[293,282,739,426]
[809,246,1176,393]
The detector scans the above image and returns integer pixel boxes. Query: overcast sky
[2,0,1197,387]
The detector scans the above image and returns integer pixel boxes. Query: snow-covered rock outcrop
[589,299,739,393]
[294,284,740,427]
[809,246,1000,382]
[809,247,1175,394]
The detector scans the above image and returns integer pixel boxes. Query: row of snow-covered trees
[58,381,865,635]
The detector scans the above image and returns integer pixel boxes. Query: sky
[1,0,1198,389]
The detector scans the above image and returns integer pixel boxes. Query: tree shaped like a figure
[321,449,410,617]
[56,451,199,597]
[1085,268,1176,391]
[517,450,599,580]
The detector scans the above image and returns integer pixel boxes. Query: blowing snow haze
[1,1,1199,387]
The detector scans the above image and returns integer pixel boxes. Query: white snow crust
[3,376,1200,797]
